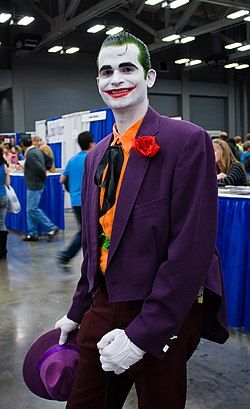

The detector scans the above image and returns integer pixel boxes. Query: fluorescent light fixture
[238,44,250,51]
[189,59,202,66]
[17,16,35,26]
[224,63,239,69]
[235,64,249,70]
[175,58,190,64]
[0,13,11,23]
[226,10,249,20]
[170,0,190,9]
[162,34,180,42]
[225,42,242,50]
[180,36,195,44]
[106,26,124,35]
[65,47,80,54]
[87,24,105,33]
[244,16,250,21]
[145,0,164,5]
[48,45,63,53]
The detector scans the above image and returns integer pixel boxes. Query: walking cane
[104,372,115,408]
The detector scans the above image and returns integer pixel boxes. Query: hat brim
[23,328,78,400]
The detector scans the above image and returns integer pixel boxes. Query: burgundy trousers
[66,279,204,409]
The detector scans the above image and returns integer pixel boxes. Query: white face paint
[97,43,156,112]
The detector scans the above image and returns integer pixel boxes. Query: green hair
[97,31,151,79]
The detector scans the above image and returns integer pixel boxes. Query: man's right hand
[55,315,79,345]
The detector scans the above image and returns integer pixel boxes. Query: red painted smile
[102,85,137,98]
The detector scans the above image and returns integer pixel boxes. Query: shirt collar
[25,145,35,155]
[112,117,144,154]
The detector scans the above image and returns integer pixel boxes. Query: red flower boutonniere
[132,136,160,158]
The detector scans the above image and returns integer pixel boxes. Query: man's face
[97,43,155,110]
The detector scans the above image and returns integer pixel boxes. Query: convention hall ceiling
[0,0,250,77]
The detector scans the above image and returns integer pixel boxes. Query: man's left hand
[97,329,145,375]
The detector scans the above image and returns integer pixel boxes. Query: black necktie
[94,142,124,216]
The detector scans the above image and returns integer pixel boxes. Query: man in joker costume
[55,31,228,408]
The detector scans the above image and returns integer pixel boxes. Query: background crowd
[0,129,249,263]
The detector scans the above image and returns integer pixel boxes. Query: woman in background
[0,147,10,259]
[3,145,12,165]
[38,140,57,173]
[213,138,248,186]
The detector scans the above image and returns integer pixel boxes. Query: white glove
[97,329,145,375]
[55,315,79,345]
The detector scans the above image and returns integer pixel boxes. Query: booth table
[6,173,64,234]
[217,194,250,333]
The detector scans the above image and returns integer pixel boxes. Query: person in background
[55,31,228,409]
[56,131,94,265]
[20,135,59,242]
[38,140,57,173]
[31,135,42,147]
[0,147,10,259]
[246,133,250,141]
[10,146,19,164]
[15,145,24,161]
[3,145,12,165]
[240,141,250,182]
[213,138,248,186]
[234,136,243,158]
[219,131,239,160]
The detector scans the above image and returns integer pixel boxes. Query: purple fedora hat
[23,328,79,401]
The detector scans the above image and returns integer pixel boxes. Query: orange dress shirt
[99,117,143,273]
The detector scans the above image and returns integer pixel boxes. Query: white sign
[82,111,107,123]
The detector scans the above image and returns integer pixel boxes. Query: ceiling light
[189,59,202,66]
[87,24,105,33]
[17,16,35,26]
[244,16,250,22]
[224,63,239,69]
[48,45,63,53]
[106,27,124,35]
[0,13,11,23]
[170,0,190,9]
[145,0,164,5]
[237,44,250,51]
[162,34,180,42]
[235,64,249,70]
[65,47,80,54]
[225,42,242,50]
[161,1,168,7]
[180,36,195,44]
[226,10,249,20]
[175,58,190,64]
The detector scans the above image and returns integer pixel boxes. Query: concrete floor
[0,212,249,409]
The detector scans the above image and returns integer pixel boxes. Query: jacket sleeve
[67,156,93,324]
[125,129,218,358]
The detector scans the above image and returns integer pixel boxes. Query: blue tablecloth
[6,174,64,233]
[217,196,250,332]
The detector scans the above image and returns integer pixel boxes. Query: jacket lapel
[107,106,160,266]
[88,135,112,282]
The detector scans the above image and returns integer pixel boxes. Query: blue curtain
[90,107,115,144]
[6,174,64,233]
[48,142,62,168]
[217,197,250,332]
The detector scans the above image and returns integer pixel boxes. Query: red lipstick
[102,85,137,98]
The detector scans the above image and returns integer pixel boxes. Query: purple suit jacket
[67,106,229,359]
